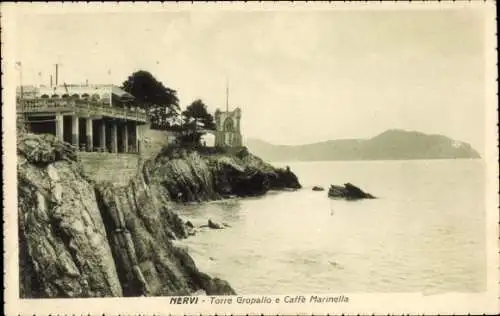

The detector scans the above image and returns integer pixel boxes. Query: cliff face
[147,146,301,203]
[18,134,235,298]
[18,134,301,298]
[18,134,122,297]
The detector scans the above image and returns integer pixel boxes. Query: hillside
[246,129,481,162]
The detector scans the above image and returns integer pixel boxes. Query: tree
[121,70,180,129]
[179,99,216,145]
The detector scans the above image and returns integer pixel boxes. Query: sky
[13,6,490,153]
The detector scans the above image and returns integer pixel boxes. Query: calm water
[175,160,486,294]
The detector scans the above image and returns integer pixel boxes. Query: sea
[175,159,486,294]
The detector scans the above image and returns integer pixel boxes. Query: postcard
[2,1,498,315]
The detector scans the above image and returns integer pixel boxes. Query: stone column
[122,123,129,153]
[100,120,106,152]
[131,122,136,152]
[55,114,64,141]
[111,120,118,153]
[86,118,93,152]
[136,124,141,154]
[71,115,79,150]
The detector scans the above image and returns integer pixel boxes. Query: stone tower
[214,108,242,147]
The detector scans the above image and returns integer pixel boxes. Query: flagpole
[225,77,229,113]
[20,64,23,98]
[16,62,23,99]
[55,63,59,86]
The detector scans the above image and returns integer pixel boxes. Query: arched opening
[71,93,80,99]
[40,94,49,99]
[61,94,70,99]
[91,93,100,101]
[81,93,90,100]
[51,94,59,99]
[223,118,234,132]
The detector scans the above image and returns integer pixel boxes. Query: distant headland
[246,129,481,162]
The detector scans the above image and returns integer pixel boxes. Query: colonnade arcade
[47,114,141,153]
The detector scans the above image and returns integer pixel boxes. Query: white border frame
[2,1,498,315]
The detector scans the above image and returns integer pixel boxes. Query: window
[224,118,234,132]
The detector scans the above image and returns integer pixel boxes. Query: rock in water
[312,186,325,191]
[192,289,207,296]
[17,133,78,164]
[328,183,375,200]
[207,219,224,230]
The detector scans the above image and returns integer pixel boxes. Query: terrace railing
[17,98,148,122]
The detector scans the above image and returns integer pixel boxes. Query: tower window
[224,118,234,132]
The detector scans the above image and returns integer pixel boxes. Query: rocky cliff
[18,133,301,298]
[146,145,301,203]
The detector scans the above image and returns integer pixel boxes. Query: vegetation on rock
[178,99,216,146]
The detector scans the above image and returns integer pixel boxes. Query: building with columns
[17,84,148,154]
[214,107,242,147]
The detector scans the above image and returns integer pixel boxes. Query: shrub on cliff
[178,99,216,146]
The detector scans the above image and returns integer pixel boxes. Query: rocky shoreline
[17,133,301,298]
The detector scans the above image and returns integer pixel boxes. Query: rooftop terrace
[17,98,148,123]
[17,84,148,123]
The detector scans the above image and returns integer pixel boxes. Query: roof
[35,84,135,100]
[111,86,135,99]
